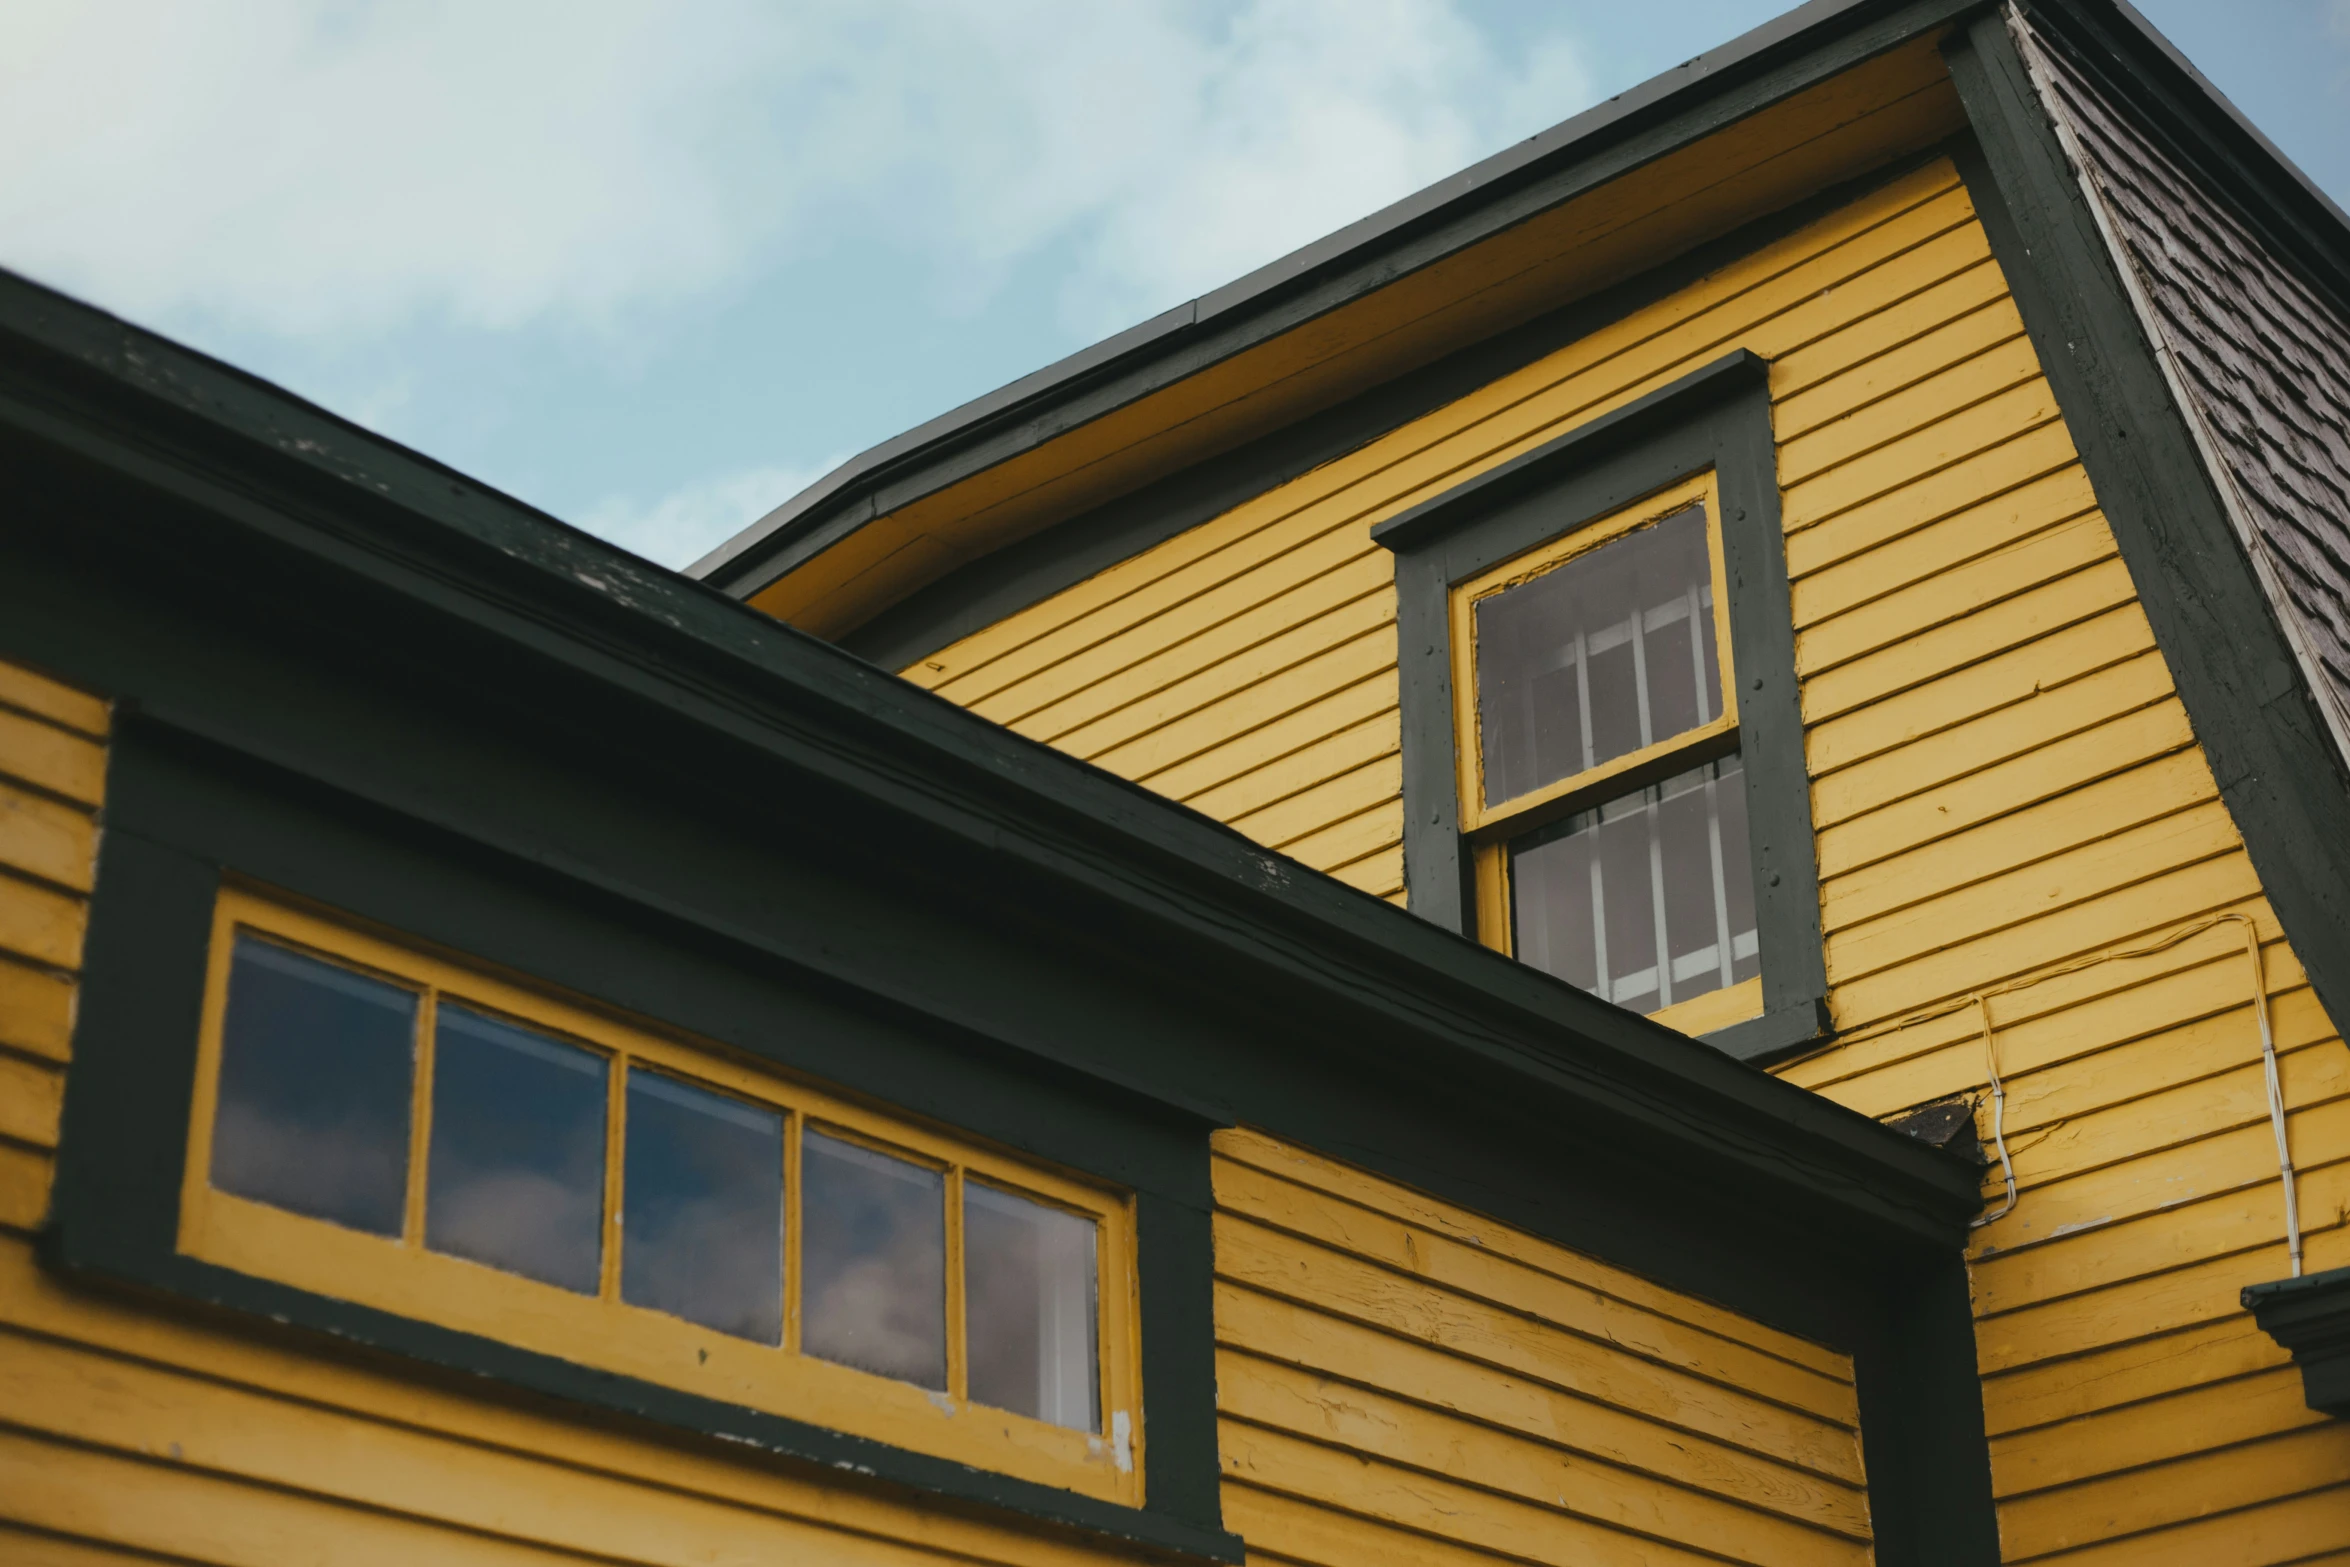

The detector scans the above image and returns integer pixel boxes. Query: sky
[4,2,2346,571]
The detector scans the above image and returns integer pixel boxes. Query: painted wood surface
[907,153,2350,1560]
[1210,1127,1869,1567]
[0,654,1141,1567]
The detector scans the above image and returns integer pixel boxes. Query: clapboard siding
[0,657,1135,1567]
[909,159,2010,903]
[1771,154,2350,1562]
[1209,1128,1869,1567]
[2022,23,2350,767]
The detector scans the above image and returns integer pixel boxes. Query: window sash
[178,884,1138,1501]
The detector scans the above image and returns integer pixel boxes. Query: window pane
[1475,504,1723,805]
[965,1183,1099,1431]
[620,1069,785,1342]
[1510,755,1757,1013]
[800,1131,946,1390]
[426,1005,606,1293]
[212,935,414,1236]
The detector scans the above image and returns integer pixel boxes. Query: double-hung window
[179,885,1141,1499]
[1452,473,1759,1035]
[1375,353,1828,1059]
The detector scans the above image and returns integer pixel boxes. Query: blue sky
[5,1,2345,569]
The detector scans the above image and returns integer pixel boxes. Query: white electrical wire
[1967,993,2015,1232]
[2237,916,2303,1277]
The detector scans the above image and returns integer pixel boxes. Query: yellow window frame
[1446,471,1763,1036]
[179,883,1145,1504]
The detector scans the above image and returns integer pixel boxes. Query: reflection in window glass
[800,1130,946,1390]
[1510,755,1758,1012]
[621,1069,784,1342]
[1475,504,1722,806]
[965,1183,1099,1430]
[212,936,415,1236]
[426,1005,607,1293]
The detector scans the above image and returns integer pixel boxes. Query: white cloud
[582,456,849,569]
[0,0,1596,346]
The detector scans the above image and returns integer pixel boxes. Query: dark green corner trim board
[1944,17,2350,1043]
[1374,352,1831,1066]
[690,0,1986,608]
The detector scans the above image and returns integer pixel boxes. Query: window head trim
[180,882,1144,1506]
[1374,350,1831,1063]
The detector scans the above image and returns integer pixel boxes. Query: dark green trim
[843,154,1960,672]
[692,0,1983,604]
[3,260,1995,1560]
[1373,352,1832,1064]
[2243,1268,2350,1419]
[1944,23,2350,1046]
[53,724,1237,1562]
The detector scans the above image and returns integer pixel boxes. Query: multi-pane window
[1452,474,1762,1029]
[182,888,1137,1498]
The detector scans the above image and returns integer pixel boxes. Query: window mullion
[1687,582,1711,725]
[599,1052,627,1302]
[403,987,437,1248]
[782,1111,804,1355]
[945,1165,969,1402]
[1647,794,1673,1009]
[1706,770,1736,990]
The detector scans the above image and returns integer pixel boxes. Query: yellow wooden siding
[905,151,2350,1560]
[0,657,1148,1567]
[1210,1127,1869,1567]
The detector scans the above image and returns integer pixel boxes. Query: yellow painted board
[1784,420,2083,582]
[1185,711,1400,824]
[1217,1419,1805,1567]
[1799,555,2140,727]
[1214,1127,1850,1379]
[1828,852,2266,1032]
[1097,629,1395,783]
[1970,1157,2350,1318]
[1212,1157,1856,1420]
[1794,904,2293,1097]
[1994,1424,2350,1563]
[1213,1288,1869,1537]
[0,1242,1132,1567]
[1777,332,2049,489]
[1781,376,2065,533]
[1974,1235,2331,1374]
[0,663,106,740]
[0,1521,178,1567]
[1210,1214,1863,1479]
[0,957,74,1063]
[1821,746,2218,929]
[1795,512,2116,679]
[1814,682,2191,870]
[1216,1356,1867,1564]
[0,1052,64,1149]
[1234,755,1403,853]
[1991,1048,2349,1217]
[1042,576,1395,757]
[1803,602,2157,785]
[1824,798,2242,986]
[0,873,87,974]
[1989,1365,2323,1500]
[1770,276,2019,430]
[1219,1481,1528,1567]
[1794,471,2100,644]
[2009,1481,2350,1567]
[0,780,98,895]
[980,535,1390,732]
[1273,800,1402,876]
[1145,679,1397,804]
[1981,1316,2285,1438]
[0,1328,1065,1567]
[1325,847,1405,900]
[0,711,105,811]
[0,1143,49,1232]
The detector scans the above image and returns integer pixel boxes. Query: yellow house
[3,0,2347,1563]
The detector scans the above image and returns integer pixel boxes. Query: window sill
[2243,1267,2350,1419]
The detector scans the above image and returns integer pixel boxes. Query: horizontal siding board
[0,958,75,1064]
[1979,1317,2282,1439]
[1988,1366,2321,1500]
